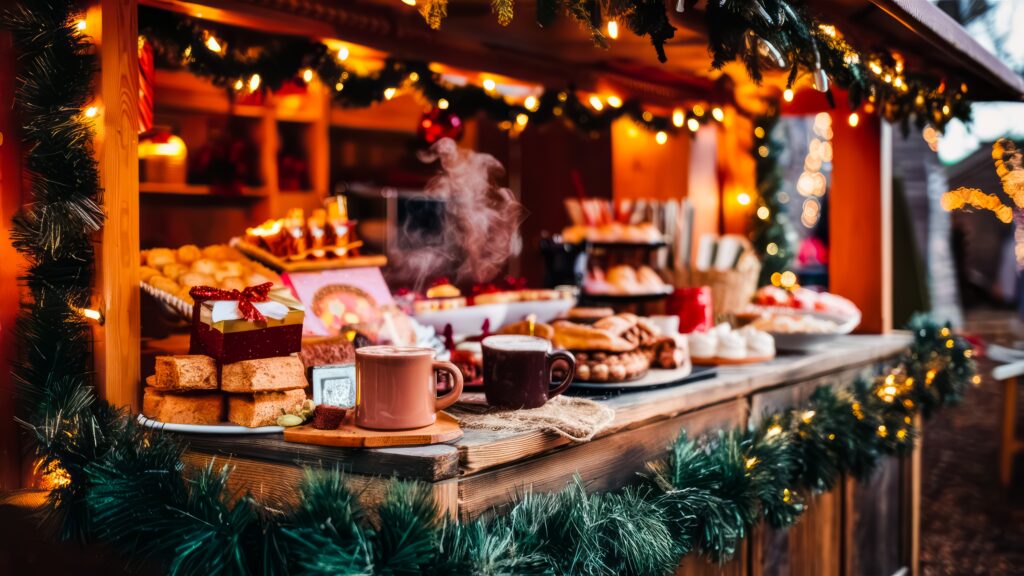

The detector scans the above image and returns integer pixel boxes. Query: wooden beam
[829,96,893,334]
[94,0,141,411]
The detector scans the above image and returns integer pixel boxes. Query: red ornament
[418,107,463,144]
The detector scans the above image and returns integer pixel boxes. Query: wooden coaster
[283,411,463,448]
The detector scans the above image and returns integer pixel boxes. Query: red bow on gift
[189,282,275,322]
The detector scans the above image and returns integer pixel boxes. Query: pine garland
[750,112,796,285]
[4,2,981,575]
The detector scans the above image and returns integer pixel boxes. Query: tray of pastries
[140,244,283,319]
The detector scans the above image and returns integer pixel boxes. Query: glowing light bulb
[754,126,766,138]
[482,78,496,92]
[607,20,619,39]
[234,79,244,91]
[757,206,770,220]
[337,46,350,61]
[75,19,87,31]
[384,87,397,100]
[335,82,345,92]
[766,242,778,255]
[766,424,783,438]
[83,106,98,118]
[516,113,529,127]
[783,88,794,102]
[302,68,314,83]
[942,104,950,115]
[737,192,751,206]
[588,95,604,111]
[781,271,798,288]
[655,131,668,145]
[437,98,450,110]
[408,72,419,82]
[711,107,724,122]
[524,95,539,112]
[402,0,417,5]
[801,410,816,424]
[248,74,261,91]
[848,112,859,127]
[692,104,704,117]
[205,35,223,54]
[686,118,699,132]
[672,109,684,127]
[80,308,102,321]
[606,95,622,108]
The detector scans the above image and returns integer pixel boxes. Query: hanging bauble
[813,68,830,93]
[418,107,464,144]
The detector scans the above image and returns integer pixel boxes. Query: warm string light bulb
[482,78,497,92]
[655,131,668,145]
[848,112,860,127]
[437,98,450,110]
[234,79,244,91]
[524,95,539,112]
[757,206,770,220]
[711,107,724,122]
[401,0,417,5]
[302,68,314,83]
[606,95,622,108]
[515,113,529,127]
[783,88,794,102]
[606,20,619,39]
[384,87,397,100]
[83,106,99,119]
[205,35,223,54]
[75,19,87,31]
[588,95,604,111]
[737,192,751,206]
[248,74,261,91]
[337,46,350,61]
[672,109,685,128]
[686,118,699,132]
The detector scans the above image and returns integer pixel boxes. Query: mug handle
[433,360,464,412]
[545,349,576,399]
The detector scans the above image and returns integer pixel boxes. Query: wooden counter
[184,333,916,576]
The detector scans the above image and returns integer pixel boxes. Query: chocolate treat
[312,404,347,430]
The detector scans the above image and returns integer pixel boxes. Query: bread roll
[177,244,202,264]
[552,321,635,352]
[221,356,308,392]
[227,389,307,427]
[143,388,223,425]
[146,248,176,268]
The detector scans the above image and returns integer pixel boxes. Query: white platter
[571,364,715,391]
[137,414,283,434]
[765,310,861,352]
[414,298,575,337]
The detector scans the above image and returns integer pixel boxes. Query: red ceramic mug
[481,335,575,409]
[355,346,464,430]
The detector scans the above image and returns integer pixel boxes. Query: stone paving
[920,313,1024,575]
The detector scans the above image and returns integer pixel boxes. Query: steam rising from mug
[391,138,527,288]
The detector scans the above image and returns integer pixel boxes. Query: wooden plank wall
[94,0,141,411]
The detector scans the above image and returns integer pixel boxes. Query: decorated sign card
[283,267,395,337]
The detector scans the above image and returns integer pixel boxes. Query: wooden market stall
[1,0,1022,575]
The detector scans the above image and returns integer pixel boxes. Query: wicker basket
[681,252,761,320]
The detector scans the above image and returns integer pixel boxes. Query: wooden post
[93,0,141,410]
[830,110,893,333]
[0,30,27,489]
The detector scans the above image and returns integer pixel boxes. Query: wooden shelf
[139,182,269,198]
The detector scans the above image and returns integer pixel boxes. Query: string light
[692,104,704,117]
[686,118,699,132]
[754,126,766,138]
[408,71,419,82]
[766,424,783,439]
[233,79,244,91]
[757,206,770,220]
[337,46,350,61]
[672,109,685,128]
[876,425,888,438]
[783,88,794,102]
[745,456,758,470]
[83,106,99,118]
[401,0,417,5]
[781,271,798,288]
[711,107,724,122]
[524,95,539,112]
[302,68,314,83]
[606,95,622,108]
[782,488,792,503]
[766,242,778,256]
[248,73,261,91]
[606,20,619,40]
[848,112,859,127]
[335,82,344,92]
[205,35,223,54]
[75,19,87,31]
[588,95,604,111]
[516,113,529,127]
[482,78,497,92]
[437,98,449,110]
[383,87,397,100]
[737,192,751,206]
[655,131,668,145]
[80,307,102,323]
[800,410,816,424]
[758,145,769,158]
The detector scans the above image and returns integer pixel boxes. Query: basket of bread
[140,244,283,319]
[499,309,689,384]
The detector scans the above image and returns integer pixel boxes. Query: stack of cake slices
[143,355,309,427]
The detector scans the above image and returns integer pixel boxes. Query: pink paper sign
[283,268,394,337]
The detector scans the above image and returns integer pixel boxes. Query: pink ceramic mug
[355,346,464,430]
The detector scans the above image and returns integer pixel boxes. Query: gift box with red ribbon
[189,283,305,364]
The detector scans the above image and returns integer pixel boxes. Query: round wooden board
[692,355,775,366]
[283,411,463,448]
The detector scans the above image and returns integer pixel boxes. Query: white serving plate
[571,363,714,391]
[766,310,861,352]
[414,298,575,337]
[137,414,283,434]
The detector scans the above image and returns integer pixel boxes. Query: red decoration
[666,286,713,334]
[418,107,464,144]
[189,282,274,322]
[138,37,154,133]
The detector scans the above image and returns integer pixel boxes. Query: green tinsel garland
[750,112,797,285]
[139,6,709,139]
[5,2,980,575]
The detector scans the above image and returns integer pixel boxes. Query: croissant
[552,320,636,352]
